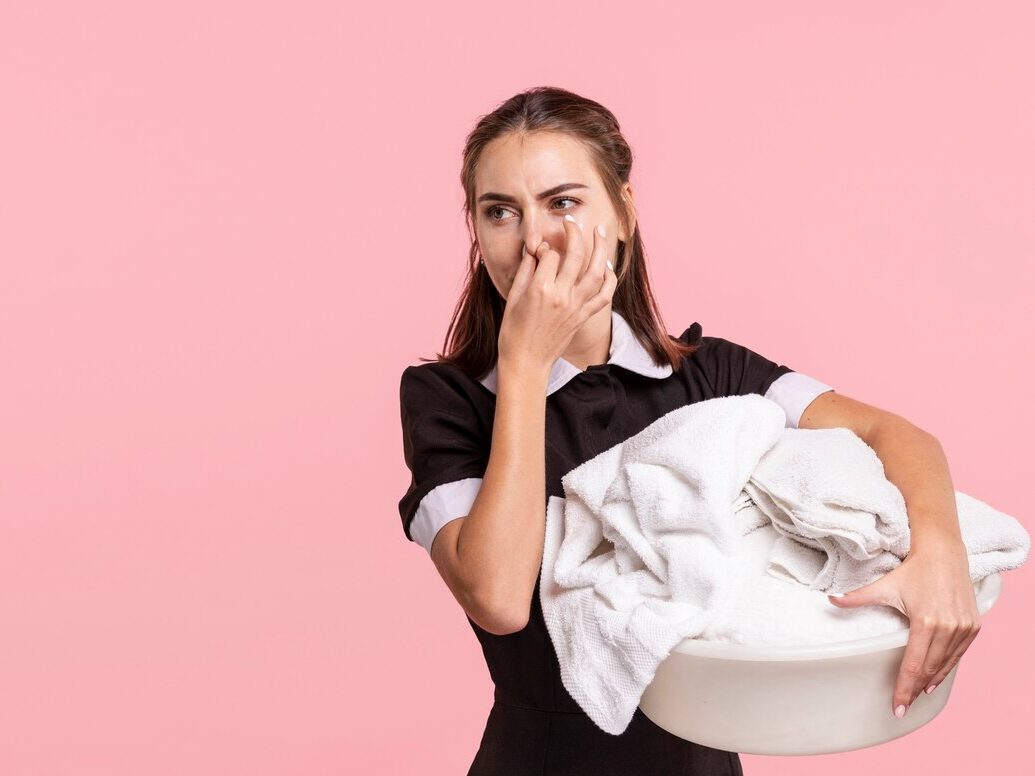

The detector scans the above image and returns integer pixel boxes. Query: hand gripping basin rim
[637,572,1002,755]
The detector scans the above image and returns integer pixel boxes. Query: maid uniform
[398,310,834,775]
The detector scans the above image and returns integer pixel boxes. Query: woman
[397,86,980,775]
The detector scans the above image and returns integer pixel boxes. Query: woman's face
[473,131,634,300]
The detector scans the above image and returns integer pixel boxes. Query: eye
[485,205,509,222]
[483,197,581,224]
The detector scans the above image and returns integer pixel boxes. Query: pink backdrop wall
[1,1,1031,773]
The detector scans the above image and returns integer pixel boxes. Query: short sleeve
[397,364,490,554]
[695,335,835,429]
[764,371,836,429]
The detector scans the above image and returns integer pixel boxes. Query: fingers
[892,625,934,718]
[584,223,617,312]
[892,618,982,717]
[556,214,587,286]
[518,219,615,315]
[527,231,559,283]
[922,622,981,695]
[911,622,956,703]
[507,243,538,306]
[579,222,611,292]
[589,255,619,313]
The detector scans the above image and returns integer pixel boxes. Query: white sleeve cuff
[411,477,483,554]
[764,371,835,429]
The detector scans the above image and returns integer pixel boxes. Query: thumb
[827,578,888,609]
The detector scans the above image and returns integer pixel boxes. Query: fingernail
[894,704,906,719]
[564,214,576,223]
[597,224,606,237]
[925,684,937,694]
[606,260,614,271]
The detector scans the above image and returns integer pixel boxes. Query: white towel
[539,394,1030,735]
[745,428,1031,592]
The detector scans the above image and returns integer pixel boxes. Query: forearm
[865,417,965,554]
[457,357,549,629]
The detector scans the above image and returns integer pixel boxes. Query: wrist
[907,528,967,560]
[498,355,552,385]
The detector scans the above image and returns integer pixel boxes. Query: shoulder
[399,361,493,416]
[401,360,473,392]
[673,321,736,365]
[674,322,794,396]
[675,322,763,363]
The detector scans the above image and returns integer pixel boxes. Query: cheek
[482,254,519,300]
[480,234,521,268]
[479,229,509,255]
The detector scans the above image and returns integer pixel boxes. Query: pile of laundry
[539,394,1029,735]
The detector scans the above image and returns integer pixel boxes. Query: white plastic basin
[638,572,1002,755]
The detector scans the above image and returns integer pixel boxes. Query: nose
[522,215,568,255]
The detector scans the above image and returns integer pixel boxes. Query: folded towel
[743,425,911,593]
[745,429,1030,592]
[539,394,1030,735]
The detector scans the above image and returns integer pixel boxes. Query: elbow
[453,524,533,636]
[438,519,532,636]
[866,414,938,448]
[471,592,530,636]
[491,608,530,636]
[482,613,529,637]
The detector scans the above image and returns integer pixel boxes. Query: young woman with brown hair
[397,86,979,775]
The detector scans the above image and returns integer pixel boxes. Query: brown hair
[423,85,701,378]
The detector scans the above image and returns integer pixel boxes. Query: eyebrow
[477,182,589,204]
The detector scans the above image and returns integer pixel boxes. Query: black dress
[397,311,834,775]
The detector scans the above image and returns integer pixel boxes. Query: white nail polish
[564,214,576,223]
[606,260,614,271]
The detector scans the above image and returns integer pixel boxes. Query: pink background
[1,1,1032,773]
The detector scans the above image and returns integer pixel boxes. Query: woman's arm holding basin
[797,390,980,720]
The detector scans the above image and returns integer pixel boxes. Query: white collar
[478,309,675,396]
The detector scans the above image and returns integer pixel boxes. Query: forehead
[475,131,600,195]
